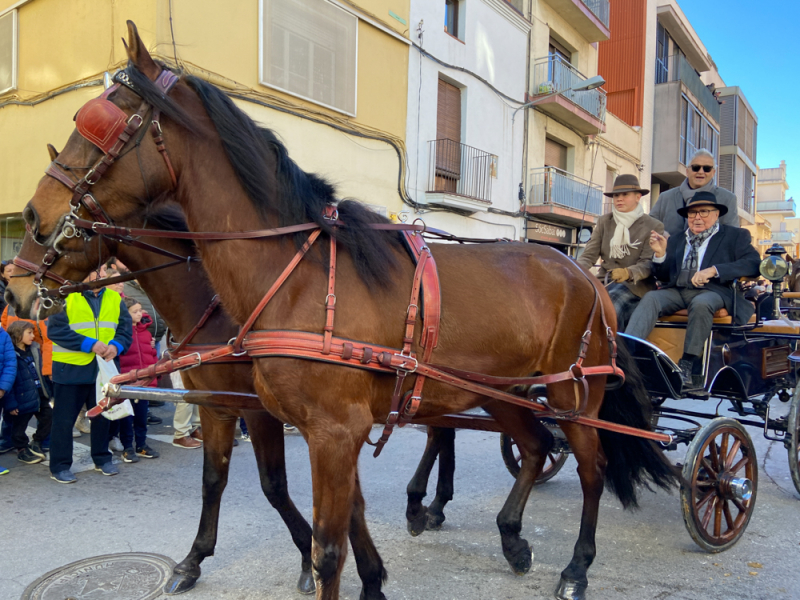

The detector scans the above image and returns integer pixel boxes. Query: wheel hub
[718,473,752,501]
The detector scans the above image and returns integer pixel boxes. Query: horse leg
[349,471,387,600]
[405,426,452,536]
[165,408,236,595]
[424,427,456,531]
[484,401,553,575]
[308,420,368,600]
[552,406,607,600]
[245,410,315,595]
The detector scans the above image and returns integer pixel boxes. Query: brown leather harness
[15,67,671,452]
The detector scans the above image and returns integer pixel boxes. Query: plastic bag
[95,356,130,421]
[103,398,134,421]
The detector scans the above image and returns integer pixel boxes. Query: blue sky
[678,0,797,200]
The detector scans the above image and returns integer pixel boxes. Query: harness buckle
[182,352,203,370]
[325,293,336,306]
[227,337,249,357]
[394,354,418,374]
[569,363,585,381]
[152,120,163,134]
[127,113,144,128]
[84,168,99,185]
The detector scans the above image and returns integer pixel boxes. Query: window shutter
[718,154,734,193]
[545,138,568,171]
[720,97,736,147]
[0,11,17,94]
[435,79,462,191]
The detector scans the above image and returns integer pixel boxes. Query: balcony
[530,56,607,135]
[770,231,796,243]
[542,0,610,42]
[525,166,603,225]
[757,200,796,216]
[425,139,496,213]
[656,54,720,122]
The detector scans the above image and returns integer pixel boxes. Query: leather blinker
[75,97,131,154]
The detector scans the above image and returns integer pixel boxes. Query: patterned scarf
[682,221,719,271]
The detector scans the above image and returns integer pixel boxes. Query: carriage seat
[658,307,757,325]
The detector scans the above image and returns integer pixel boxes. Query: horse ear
[124,20,160,81]
[46,144,59,161]
[786,253,794,262]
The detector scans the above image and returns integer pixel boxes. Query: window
[545,138,568,171]
[261,0,357,116]
[679,94,719,167]
[655,22,669,84]
[434,79,462,192]
[445,0,462,40]
[0,10,18,95]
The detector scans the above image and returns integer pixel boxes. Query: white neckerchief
[609,204,644,259]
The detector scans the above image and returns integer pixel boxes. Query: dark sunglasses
[690,164,714,173]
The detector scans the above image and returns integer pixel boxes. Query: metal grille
[427,139,495,203]
[762,345,790,378]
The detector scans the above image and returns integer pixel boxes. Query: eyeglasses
[687,209,717,218]
[690,164,714,173]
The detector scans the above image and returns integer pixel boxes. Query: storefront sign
[526,220,574,245]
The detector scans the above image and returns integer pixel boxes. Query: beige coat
[577,212,665,297]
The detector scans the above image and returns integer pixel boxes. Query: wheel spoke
[732,497,747,514]
[722,500,735,532]
[696,488,716,510]
[701,495,718,529]
[713,499,723,538]
[701,457,718,478]
[708,441,720,472]
[719,433,730,471]
[729,455,749,476]
[725,439,742,470]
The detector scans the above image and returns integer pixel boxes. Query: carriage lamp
[759,253,788,281]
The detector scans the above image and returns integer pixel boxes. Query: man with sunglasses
[650,149,739,237]
[626,192,760,389]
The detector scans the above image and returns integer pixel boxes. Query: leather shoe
[147,413,163,425]
[172,436,202,449]
[678,359,697,390]
[190,427,203,441]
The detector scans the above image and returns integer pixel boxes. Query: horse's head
[7,21,195,318]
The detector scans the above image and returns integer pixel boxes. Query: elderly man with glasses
[650,149,739,237]
[626,192,760,388]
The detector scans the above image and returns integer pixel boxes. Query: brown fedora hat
[603,173,650,197]
[676,191,728,217]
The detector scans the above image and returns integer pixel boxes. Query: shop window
[261,0,357,115]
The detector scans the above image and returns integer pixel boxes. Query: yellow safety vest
[51,290,122,366]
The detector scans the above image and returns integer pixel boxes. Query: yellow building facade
[0,0,410,260]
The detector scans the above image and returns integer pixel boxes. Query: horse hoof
[407,508,428,537]
[555,577,588,600]
[297,568,315,595]
[359,591,387,600]
[425,511,445,531]
[506,544,533,575]
[163,573,199,595]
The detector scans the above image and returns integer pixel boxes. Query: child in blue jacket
[0,325,17,475]
[5,322,52,465]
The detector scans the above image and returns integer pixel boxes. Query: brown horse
[6,22,678,600]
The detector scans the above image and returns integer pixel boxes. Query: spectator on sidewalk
[47,268,132,483]
[170,371,202,449]
[0,304,55,452]
[118,298,160,463]
[0,324,17,474]
[4,322,53,465]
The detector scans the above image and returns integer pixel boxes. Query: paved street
[1,400,799,600]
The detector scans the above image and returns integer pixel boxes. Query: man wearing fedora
[578,174,664,329]
[626,191,760,388]
[650,149,739,237]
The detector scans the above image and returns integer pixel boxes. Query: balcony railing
[770,231,796,243]
[580,0,610,28]
[528,166,603,216]
[427,139,495,203]
[656,53,720,122]
[532,56,607,123]
[757,200,797,214]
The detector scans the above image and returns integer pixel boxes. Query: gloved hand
[610,268,630,283]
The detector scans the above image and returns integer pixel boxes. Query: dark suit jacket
[653,224,761,324]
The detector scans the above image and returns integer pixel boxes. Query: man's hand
[9,408,18,416]
[610,268,630,283]
[101,344,118,362]
[91,341,109,356]
[649,230,668,257]
[691,267,718,287]
[0,390,4,399]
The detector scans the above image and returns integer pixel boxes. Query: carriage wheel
[500,433,568,485]
[787,387,800,496]
[680,418,757,553]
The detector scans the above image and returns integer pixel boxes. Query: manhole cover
[21,552,175,600]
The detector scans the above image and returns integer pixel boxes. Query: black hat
[677,191,729,218]
[603,173,650,197]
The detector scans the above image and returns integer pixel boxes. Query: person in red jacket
[118,298,160,462]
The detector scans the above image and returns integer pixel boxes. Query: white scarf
[609,204,644,260]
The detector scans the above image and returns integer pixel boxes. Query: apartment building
[758,161,797,256]
[0,0,411,260]
[404,0,529,239]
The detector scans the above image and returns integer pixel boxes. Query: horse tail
[598,338,680,509]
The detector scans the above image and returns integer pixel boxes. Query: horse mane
[183,75,401,286]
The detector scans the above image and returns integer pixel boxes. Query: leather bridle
[14,68,183,309]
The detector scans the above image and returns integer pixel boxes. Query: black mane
[182,75,401,286]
